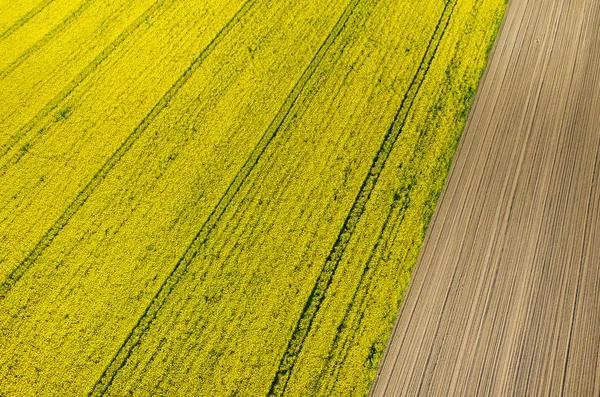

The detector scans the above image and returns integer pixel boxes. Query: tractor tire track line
[0,0,57,40]
[321,100,450,391]
[267,0,458,395]
[317,195,411,395]
[0,0,99,79]
[370,0,600,393]
[0,0,170,165]
[317,97,449,392]
[85,0,365,394]
[0,0,257,302]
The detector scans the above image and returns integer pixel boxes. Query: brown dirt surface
[370,0,600,395]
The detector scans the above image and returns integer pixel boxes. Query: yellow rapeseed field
[0,0,506,395]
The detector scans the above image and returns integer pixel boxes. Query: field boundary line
[0,0,57,40]
[0,0,170,167]
[0,0,98,79]
[86,0,364,394]
[267,0,458,394]
[0,0,256,301]
[318,14,491,390]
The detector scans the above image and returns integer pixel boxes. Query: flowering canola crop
[0,0,506,395]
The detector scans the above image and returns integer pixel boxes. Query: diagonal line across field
[86,0,363,393]
[0,0,99,79]
[0,0,513,394]
[0,0,57,40]
[267,0,458,394]
[0,0,167,163]
[369,0,600,394]
[0,0,257,301]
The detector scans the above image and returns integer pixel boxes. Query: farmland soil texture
[370,0,600,395]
